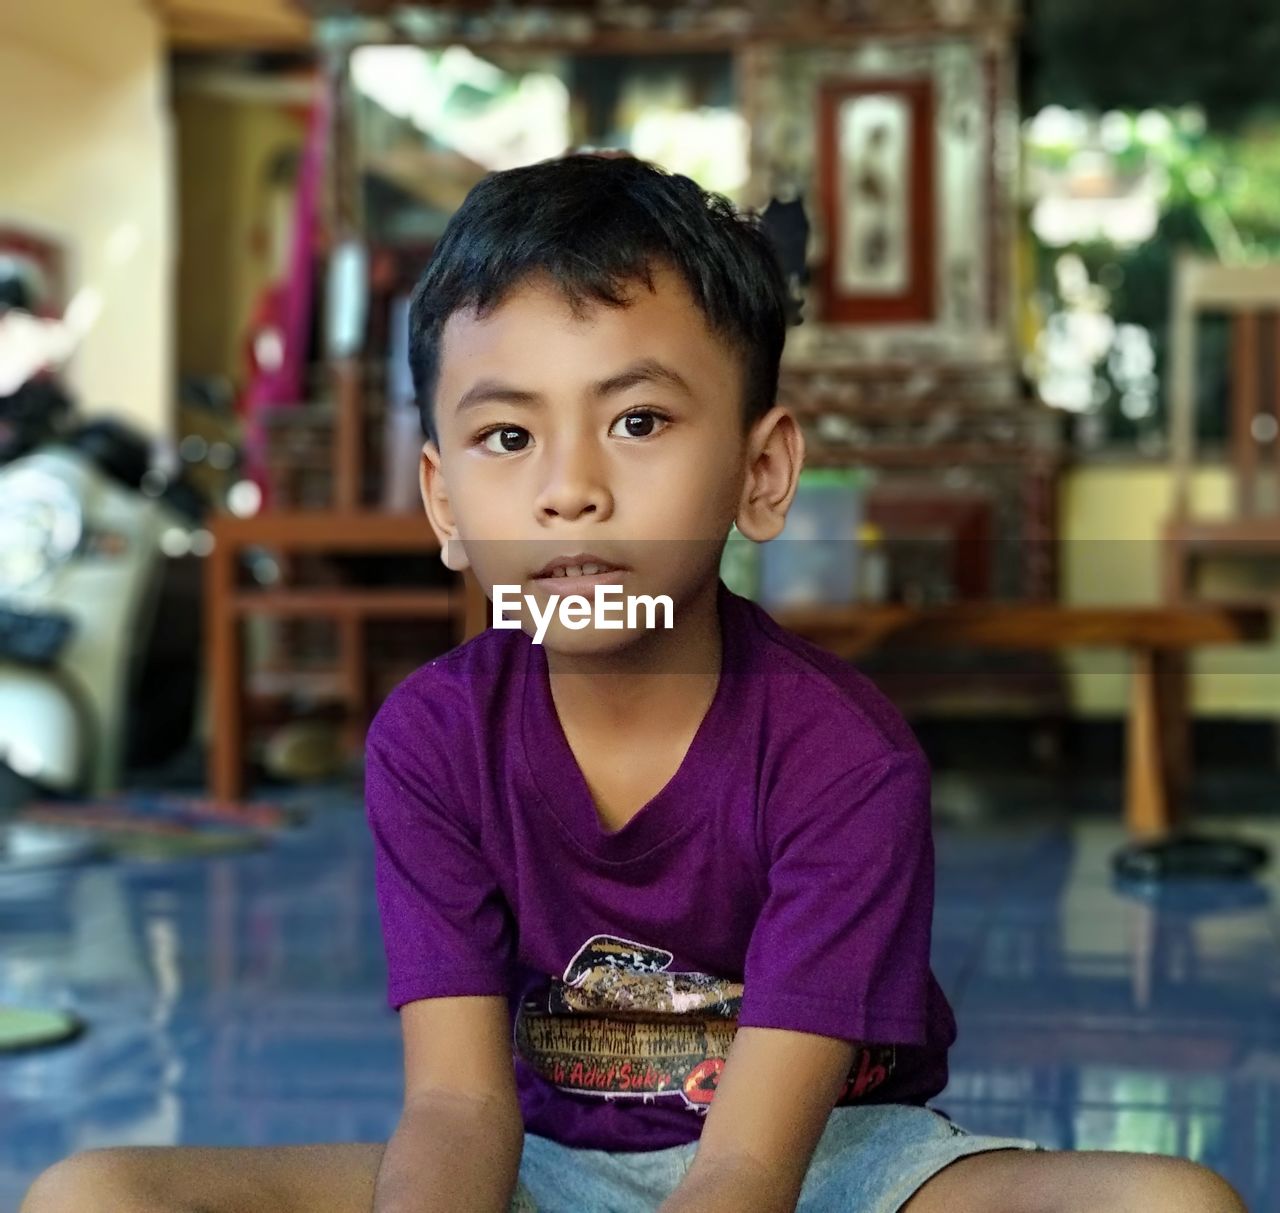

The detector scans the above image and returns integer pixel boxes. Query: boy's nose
[535,438,612,523]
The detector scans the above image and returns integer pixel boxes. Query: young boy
[22,155,1245,1213]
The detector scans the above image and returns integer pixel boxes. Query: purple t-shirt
[365,579,956,1151]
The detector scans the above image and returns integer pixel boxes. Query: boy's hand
[657,1154,796,1213]
[373,997,525,1213]
[373,1090,524,1213]
[657,1024,856,1213]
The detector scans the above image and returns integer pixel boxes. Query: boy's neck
[542,577,723,738]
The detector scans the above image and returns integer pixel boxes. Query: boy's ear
[419,442,470,572]
[734,405,806,544]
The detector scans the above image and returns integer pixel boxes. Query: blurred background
[2,0,1279,1209]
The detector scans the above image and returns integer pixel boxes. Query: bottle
[857,523,889,603]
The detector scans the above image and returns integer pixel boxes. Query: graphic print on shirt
[513,933,895,1114]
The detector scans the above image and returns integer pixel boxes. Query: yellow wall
[0,0,172,436]
[1059,463,1280,716]
[174,83,306,384]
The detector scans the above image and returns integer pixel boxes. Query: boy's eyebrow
[453,357,694,414]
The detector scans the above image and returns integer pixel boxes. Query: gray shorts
[511,1104,1041,1213]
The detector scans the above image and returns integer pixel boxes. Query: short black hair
[407,153,790,444]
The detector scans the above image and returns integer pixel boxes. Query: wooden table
[769,603,1271,839]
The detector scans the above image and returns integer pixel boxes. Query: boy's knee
[21,1150,167,1213]
[1120,1157,1246,1213]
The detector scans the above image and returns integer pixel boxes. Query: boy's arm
[656,1025,855,1213]
[374,995,524,1213]
[364,694,526,1211]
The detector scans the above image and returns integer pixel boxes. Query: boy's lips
[529,553,629,596]
[530,568,627,595]
[530,553,627,580]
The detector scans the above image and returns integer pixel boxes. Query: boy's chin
[533,623,659,658]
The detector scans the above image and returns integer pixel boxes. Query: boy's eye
[481,426,532,454]
[610,410,667,439]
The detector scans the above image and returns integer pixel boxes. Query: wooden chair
[1165,253,1280,601]
[204,359,486,801]
[199,51,495,802]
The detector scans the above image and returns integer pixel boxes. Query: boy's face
[420,261,789,654]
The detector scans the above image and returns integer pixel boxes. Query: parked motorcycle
[0,418,205,818]
[0,252,75,468]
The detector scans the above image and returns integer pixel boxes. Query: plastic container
[719,523,760,599]
[756,469,868,608]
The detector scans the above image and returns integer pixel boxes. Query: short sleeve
[737,751,934,1045]
[364,694,516,1011]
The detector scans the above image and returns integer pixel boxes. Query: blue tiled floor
[2,785,1278,1211]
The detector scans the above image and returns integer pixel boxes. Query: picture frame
[816,76,935,325]
[741,38,1018,370]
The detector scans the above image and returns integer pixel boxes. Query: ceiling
[154,0,725,51]
[153,0,312,50]
[155,0,1016,50]
[295,0,694,10]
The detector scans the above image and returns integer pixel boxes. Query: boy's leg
[20,1143,385,1213]
[901,1148,1247,1213]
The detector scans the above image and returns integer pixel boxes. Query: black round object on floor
[1112,833,1270,882]
[1112,870,1270,911]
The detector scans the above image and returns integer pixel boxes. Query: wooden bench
[207,564,1269,835]
[769,603,1271,839]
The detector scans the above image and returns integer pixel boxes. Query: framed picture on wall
[816,78,935,325]
[741,39,1017,369]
